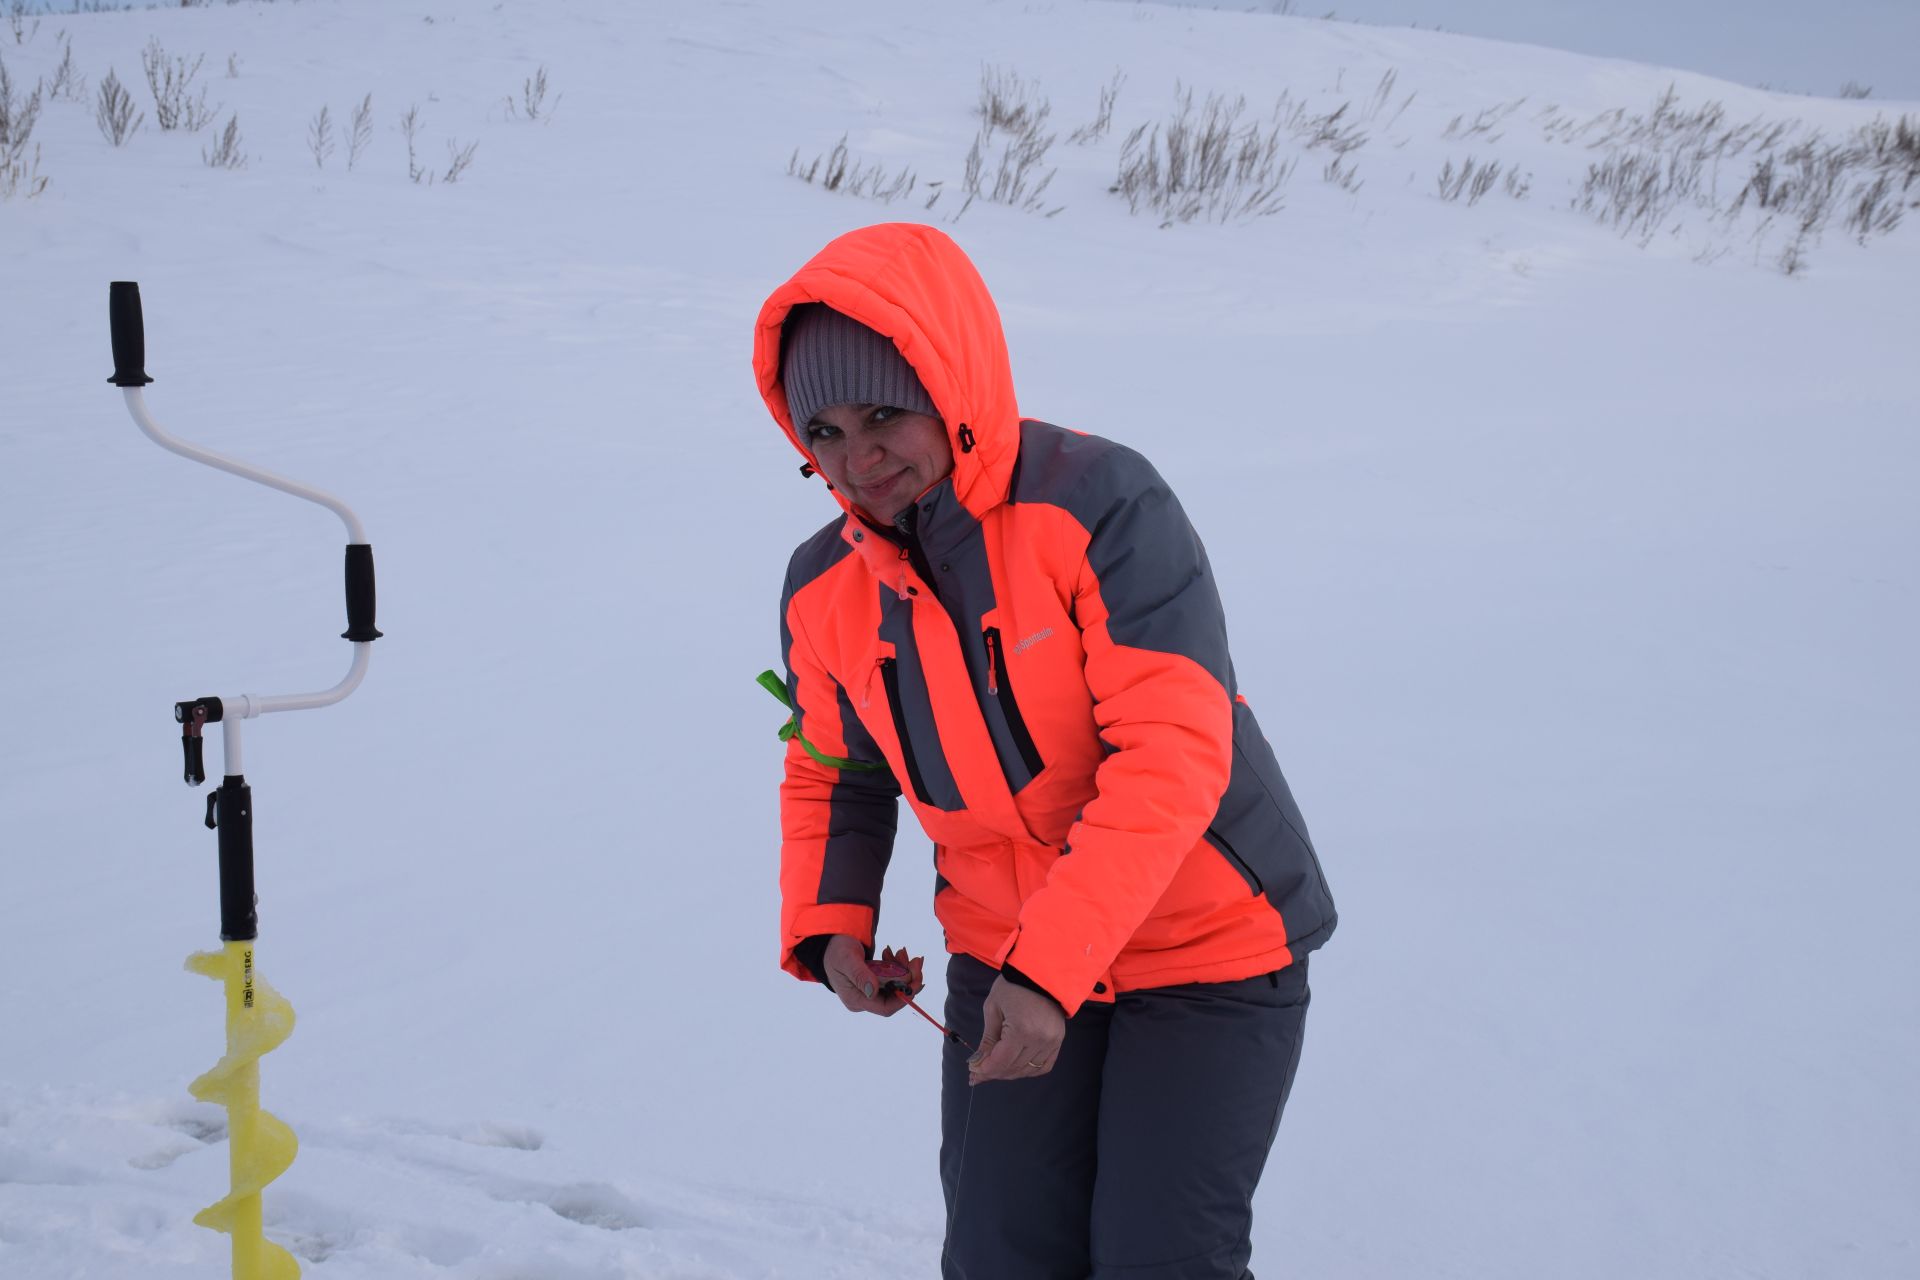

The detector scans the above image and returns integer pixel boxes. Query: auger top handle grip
[109,282,155,388]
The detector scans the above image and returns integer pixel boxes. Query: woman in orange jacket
[758,223,1336,1279]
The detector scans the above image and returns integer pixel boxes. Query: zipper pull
[985,630,1000,696]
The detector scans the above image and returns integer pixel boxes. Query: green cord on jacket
[755,669,889,774]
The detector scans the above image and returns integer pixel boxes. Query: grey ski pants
[939,952,1311,1280]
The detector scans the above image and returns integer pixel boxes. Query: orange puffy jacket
[756,224,1335,1016]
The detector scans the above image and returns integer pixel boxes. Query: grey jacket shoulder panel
[1010,419,1155,516]
[784,516,856,603]
[1009,419,1231,691]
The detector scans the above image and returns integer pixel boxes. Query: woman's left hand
[968,977,1067,1085]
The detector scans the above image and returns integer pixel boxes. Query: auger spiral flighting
[187,943,300,1280]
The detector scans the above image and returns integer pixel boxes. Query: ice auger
[109,282,381,1280]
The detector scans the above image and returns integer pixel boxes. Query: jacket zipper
[878,657,934,805]
[983,627,1045,777]
[1202,824,1265,897]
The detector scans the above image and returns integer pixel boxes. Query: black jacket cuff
[1000,961,1065,1013]
[792,935,835,989]
[793,934,873,993]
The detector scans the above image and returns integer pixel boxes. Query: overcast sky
[16,1,1916,101]
[1116,0,1920,101]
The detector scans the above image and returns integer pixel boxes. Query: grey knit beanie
[780,304,937,432]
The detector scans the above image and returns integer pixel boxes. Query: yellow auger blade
[186,940,301,1280]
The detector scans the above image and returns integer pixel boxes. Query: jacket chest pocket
[877,656,936,806]
[982,626,1045,784]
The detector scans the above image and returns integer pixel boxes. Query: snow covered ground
[3,1,1916,1276]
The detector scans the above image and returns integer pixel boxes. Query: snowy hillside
[2,1,1915,1276]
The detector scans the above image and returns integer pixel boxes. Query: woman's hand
[823,935,909,1016]
[968,976,1066,1085]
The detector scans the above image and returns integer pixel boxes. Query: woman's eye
[870,406,899,424]
[806,422,839,442]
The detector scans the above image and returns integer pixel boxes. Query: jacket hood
[754,223,1020,521]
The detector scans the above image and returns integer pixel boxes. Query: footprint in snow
[157,1103,227,1145]
[127,1101,226,1170]
[488,1178,648,1231]
[127,1138,202,1171]
[445,1120,545,1151]
[372,1116,546,1151]
[266,1189,482,1268]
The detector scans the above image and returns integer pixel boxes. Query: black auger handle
[108,281,155,387]
[343,544,383,641]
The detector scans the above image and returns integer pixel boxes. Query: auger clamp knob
[175,698,223,787]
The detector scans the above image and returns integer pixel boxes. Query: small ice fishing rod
[109,281,382,1280]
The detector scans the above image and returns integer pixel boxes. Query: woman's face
[803,403,954,524]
